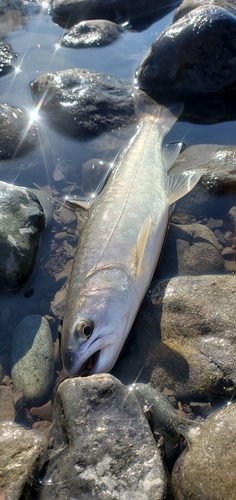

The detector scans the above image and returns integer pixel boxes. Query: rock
[0,421,47,500]
[30,68,134,137]
[157,222,224,280]
[0,103,37,159]
[173,0,236,22]
[129,383,181,446]
[113,275,236,399]
[11,315,55,405]
[60,19,123,48]
[51,0,180,29]
[137,6,236,94]
[0,385,15,422]
[0,40,17,75]
[39,374,167,499]
[0,181,45,291]
[172,402,236,499]
[229,205,236,226]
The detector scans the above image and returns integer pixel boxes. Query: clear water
[0,2,235,402]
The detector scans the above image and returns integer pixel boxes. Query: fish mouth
[77,350,100,376]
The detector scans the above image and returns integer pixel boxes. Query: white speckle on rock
[19,227,32,234]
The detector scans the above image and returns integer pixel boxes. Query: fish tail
[132,90,183,135]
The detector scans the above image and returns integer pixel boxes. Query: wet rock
[0,385,15,422]
[157,222,224,280]
[113,275,236,399]
[129,383,181,446]
[60,19,123,48]
[137,6,236,95]
[51,0,180,29]
[173,0,236,22]
[0,421,47,500]
[39,374,167,499]
[0,40,17,75]
[30,68,134,137]
[0,103,37,159]
[172,402,236,499]
[11,315,55,405]
[0,181,45,291]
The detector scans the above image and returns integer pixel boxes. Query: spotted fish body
[61,94,200,376]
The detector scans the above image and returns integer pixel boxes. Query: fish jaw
[61,269,132,376]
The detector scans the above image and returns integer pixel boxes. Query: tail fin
[132,90,184,136]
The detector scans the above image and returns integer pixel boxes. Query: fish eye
[75,319,94,340]
[83,323,93,338]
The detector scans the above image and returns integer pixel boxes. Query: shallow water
[0,2,235,406]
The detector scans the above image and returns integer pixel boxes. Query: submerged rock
[0,103,37,160]
[60,19,123,48]
[30,68,134,137]
[0,181,45,290]
[0,40,17,75]
[137,6,236,94]
[10,315,55,405]
[113,275,236,399]
[172,403,236,499]
[40,374,167,499]
[0,421,47,500]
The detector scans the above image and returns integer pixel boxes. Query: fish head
[61,281,132,376]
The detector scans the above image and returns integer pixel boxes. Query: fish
[61,93,201,376]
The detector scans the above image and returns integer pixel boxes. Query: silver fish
[61,94,200,376]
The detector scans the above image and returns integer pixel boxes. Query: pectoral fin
[163,142,183,172]
[64,194,96,211]
[132,215,152,278]
[166,171,201,206]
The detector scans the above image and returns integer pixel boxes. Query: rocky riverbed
[0,0,236,499]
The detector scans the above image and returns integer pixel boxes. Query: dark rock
[173,0,236,22]
[0,40,17,75]
[60,19,123,48]
[30,68,134,137]
[0,103,37,159]
[137,6,236,95]
[172,402,236,499]
[11,315,55,405]
[0,421,47,500]
[129,382,181,446]
[39,374,167,499]
[51,0,180,30]
[0,181,45,290]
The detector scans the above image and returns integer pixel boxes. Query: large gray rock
[173,0,236,21]
[172,402,236,499]
[60,19,124,48]
[0,385,15,422]
[0,103,37,159]
[11,315,55,405]
[113,275,236,399]
[30,68,134,137]
[137,6,236,94]
[0,181,45,290]
[40,374,167,499]
[0,421,47,500]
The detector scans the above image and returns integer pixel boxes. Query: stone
[0,41,17,75]
[0,103,37,160]
[0,385,15,422]
[137,6,236,94]
[113,275,236,399]
[157,222,224,280]
[0,181,45,290]
[0,421,47,500]
[172,402,236,499]
[11,315,55,405]
[39,374,167,499]
[30,68,134,137]
[60,19,123,48]
[173,0,236,22]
